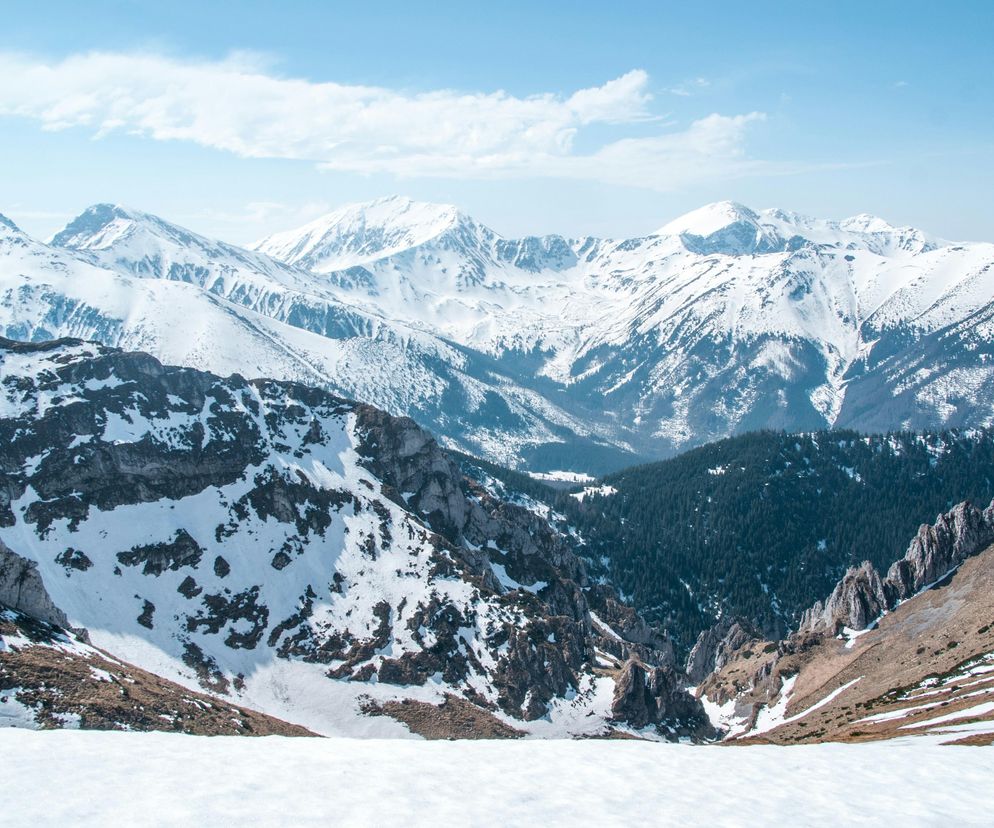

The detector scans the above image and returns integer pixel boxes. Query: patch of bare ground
[362,694,524,739]
[945,732,994,746]
[0,609,315,736]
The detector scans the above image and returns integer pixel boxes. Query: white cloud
[0,51,768,191]
[666,77,711,97]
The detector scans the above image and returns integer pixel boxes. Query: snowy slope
[1,211,612,469]
[4,197,994,471]
[253,197,994,454]
[0,338,700,739]
[4,729,994,827]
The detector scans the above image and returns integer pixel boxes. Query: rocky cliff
[799,500,994,635]
[0,336,705,740]
[685,618,755,685]
[0,540,70,629]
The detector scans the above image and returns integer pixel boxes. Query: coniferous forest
[461,428,994,653]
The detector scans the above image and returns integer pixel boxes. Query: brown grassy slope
[1,609,315,737]
[701,545,994,744]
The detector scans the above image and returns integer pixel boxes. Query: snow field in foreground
[1,730,993,827]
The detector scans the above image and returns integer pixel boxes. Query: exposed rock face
[685,618,754,685]
[799,500,994,636]
[885,501,994,602]
[611,659,715,740]
[798,562,887,637]
[586,586,677,670]
[695,501,994,744]
[700,541,994,745]
[349,404,692,725]
[0,540,70,628]
[0,336,706,739]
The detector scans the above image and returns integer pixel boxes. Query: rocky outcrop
[685,618,755,685]
[611,659,715,739]
[799,499,994,636]
[586,585,677,670]
[885,500,994,601]
[351,405,697,725]
[0,336,710,739]
[355,404,586,590]
[0,539,70,628]
[798,562,888,637]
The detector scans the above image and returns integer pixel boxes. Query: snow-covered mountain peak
[47,203,334,297]
[838,213,939,254]
[656,201,783,255]
[839,213,897,234]
[0,213,21,234]
[49,203,149,250]
[251,195,486,273]
[658,201,760,237]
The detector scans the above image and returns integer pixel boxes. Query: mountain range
[2,337,992,743]
[3,196,994,473]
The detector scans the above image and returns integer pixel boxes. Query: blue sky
[1,0,991,244]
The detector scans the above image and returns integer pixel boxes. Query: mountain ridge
[0,336,709,739]
[4,196,994,472]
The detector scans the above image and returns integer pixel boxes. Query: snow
[751,674,798,733]
[751,676,863,736]
[657,201,760,238]
[251,196,465,272]
[570,484,617,502]
[526,470,595,483]
[588,611,622,641]
[900,701,994,730]
[0,689,39,729]
[841,625,873,649]
[2,729,994,826]
[699,694,751,738]
[5,196,994,469]
[489,562,547,595]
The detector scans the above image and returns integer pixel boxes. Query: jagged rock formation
[611,659,715,739]
[685,618,755,685]
[0,540,70,629]
[691,500,994,743]
[800,500,994,635]
[0,336,701,739]
[697,542,994,745]
[885,500,994,601]
[586,586,677,669]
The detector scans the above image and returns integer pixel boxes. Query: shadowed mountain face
[0,337,710,741]
[1,197,992,473]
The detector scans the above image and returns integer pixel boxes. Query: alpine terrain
[691,499,994,745]
[0,337,710,740]
[1,197,994,473]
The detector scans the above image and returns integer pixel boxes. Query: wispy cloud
[665,77,711,97]
[0,51,770,191]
